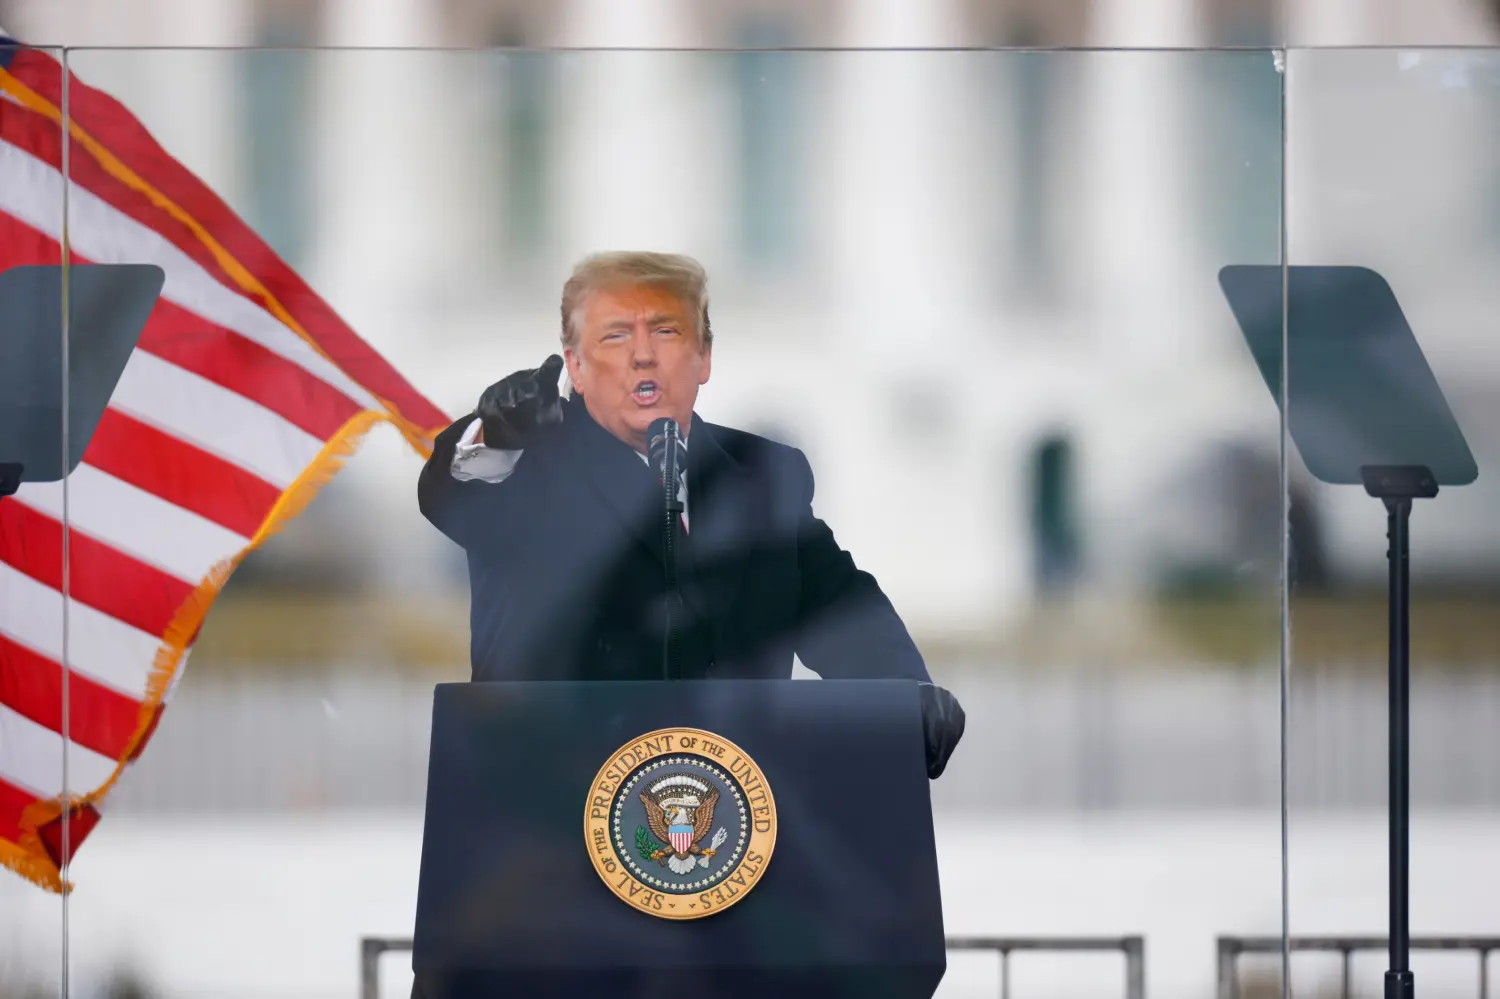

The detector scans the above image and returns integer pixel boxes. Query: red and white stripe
[0,44,447,888]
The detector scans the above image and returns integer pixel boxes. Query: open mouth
[633,380,660,405]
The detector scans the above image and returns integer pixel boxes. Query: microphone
[647,417,685,681]
[647,417,685,514]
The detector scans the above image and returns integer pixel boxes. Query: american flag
[0,38,449,892]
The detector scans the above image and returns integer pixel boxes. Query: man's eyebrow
[602,312,682,328]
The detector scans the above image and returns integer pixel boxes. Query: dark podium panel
[412,679,946,999]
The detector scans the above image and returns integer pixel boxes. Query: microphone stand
[656,422,685,681]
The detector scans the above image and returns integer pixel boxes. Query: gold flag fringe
[5,409,439,893]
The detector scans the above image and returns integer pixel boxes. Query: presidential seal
[585,727,777,920]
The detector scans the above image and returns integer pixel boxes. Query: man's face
[564,283,711,453]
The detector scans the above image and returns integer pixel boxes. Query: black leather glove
[475,354,565,450]
[919,682,965,779]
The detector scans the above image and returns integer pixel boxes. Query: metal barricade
[361,937,408,999]
[947,935,1147,999]
[1217,936,1500,999]
[362,934,1148,999]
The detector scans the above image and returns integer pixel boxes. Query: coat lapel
[565,397,664,567]
[681,415,753,658]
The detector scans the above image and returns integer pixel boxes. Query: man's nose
[629,328,658,365]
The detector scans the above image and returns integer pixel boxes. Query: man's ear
[698,345,712,386]
[563,348,584,393]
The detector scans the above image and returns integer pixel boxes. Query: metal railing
[947,935,1146,999]
[1217,936,1500,999]
[362,934,1147,999]
[361,937,408,999]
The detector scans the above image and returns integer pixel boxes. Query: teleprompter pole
[1361,465,1436,999]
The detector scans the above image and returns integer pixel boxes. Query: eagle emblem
[638,773,729,875]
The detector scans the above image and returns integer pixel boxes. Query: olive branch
[635,825,667,864]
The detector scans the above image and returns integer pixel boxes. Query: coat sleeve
[417,412,539,553]
[788,449,931,681]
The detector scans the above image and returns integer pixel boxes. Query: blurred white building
[5,0,1500,636]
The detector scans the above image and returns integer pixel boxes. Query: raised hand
[475,354,565,450]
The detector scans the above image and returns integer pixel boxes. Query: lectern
[412,679,947,998]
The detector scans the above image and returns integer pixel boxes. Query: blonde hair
[560,251,713,351]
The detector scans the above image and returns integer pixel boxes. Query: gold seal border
[584,726,778,921]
